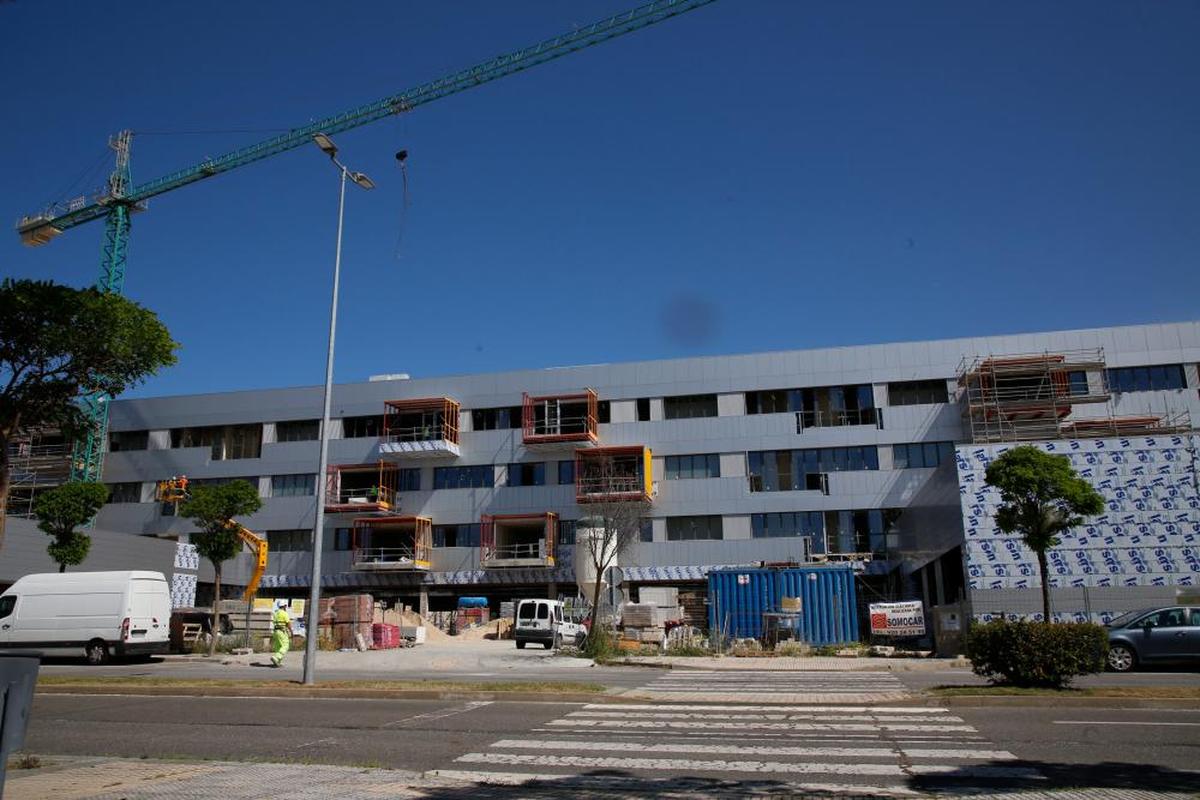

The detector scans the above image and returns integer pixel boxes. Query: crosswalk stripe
[568,710,963,723]
[430,770,923,796]
[547,718,977,732]
[488,738,1018,761]
[455,752,1042,780]
[587,703,949,713]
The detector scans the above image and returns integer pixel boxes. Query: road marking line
[548,719,977,732]
[1053,720,1200,727]
[429,769,922,796]
[489,737,1016,760]
[569,710,963,723]
[586,704,950,713]
[382,700,493,728]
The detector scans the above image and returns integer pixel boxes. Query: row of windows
[433,465,495,490]
[108,363,1190,454]
[747,446,880,493]
[664,454,720,480]
[893,441,955,470]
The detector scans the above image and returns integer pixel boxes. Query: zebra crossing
[434,671,1044,796]
[626,668,914,704]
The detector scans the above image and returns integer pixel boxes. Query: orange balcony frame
[380,397,461,458]
[480,512,557,569]
[522,389,599,446]
[351,515,432,571]
[575,445,653,504]
[324,462,398,514]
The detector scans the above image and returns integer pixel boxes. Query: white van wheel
[85,641,109,665]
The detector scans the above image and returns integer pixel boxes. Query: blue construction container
[457,596,488,608]
[707,566,859,645]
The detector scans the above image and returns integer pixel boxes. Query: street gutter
[34,683,627,704]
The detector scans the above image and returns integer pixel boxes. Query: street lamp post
[303,133,374,686]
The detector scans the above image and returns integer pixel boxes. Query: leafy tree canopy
[984,445,1105,551]
[180,481,263,566]
[33,481,109,571]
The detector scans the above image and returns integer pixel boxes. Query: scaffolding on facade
[957,348,1192,443]
[3,431,72,519]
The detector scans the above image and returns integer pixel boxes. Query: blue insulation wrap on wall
[457,596,488,608]
[708,566,859,645]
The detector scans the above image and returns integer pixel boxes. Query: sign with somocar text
[869,600,925,636]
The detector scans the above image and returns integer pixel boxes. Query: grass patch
[36,676,604,694]
[930,684,1200,699]
[9,754,42,770]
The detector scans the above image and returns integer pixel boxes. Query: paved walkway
[619,655,970,671]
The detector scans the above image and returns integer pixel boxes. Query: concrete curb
[33,683,626,704]
[610,657,972,672]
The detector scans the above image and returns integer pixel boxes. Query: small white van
[0,571,172,664]
[514,599,585,650]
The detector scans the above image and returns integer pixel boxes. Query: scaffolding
[522,389,599,446]
[380,397,461,458]
[576,445,653,503]
[957,348,1192,443]
[3,432,72,519]
[323,461,399,514]
[351,515,432,571]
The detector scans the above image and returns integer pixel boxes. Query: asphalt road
[25,690,1200,794]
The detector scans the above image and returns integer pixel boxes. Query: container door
[130,581,168,643]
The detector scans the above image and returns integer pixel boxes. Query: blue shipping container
[707,566,859,645]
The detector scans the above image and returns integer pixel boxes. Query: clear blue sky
[2,1,1197,399]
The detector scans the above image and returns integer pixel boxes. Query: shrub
[965,619,1107,688]
[581,625,618,661]
[665,641,711,657]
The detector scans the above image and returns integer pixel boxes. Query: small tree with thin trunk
[577,455,650,637]
[32,481,109,572]
[179,481,262,655]
[984,445,1104,623]
[0,278,178,549]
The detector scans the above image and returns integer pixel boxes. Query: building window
[1067,371,1090,396]
[433,523,481,548]
[507,462,546,487]
[106,482,142,504]
[557,519,577,546]
[666,515,723,541]
[1106,364,1186,393]
[470,406,523,431]
[434,465,495,490]
[751,512,824,551]
[557,460,575,485]
[267,529,312,552]
[892,442,955,470]
[188,476,259,493]
[597,401,611,424]
[341,415,384,439]
[749,385,876,427]
[171,424,262,460]
[663,394,718,420]
[664,454,721,480]
[271,473,316,497]
[747,446,879,492]
[108,430,148,452]
[334,528,353,551]
[397,468,421,492]
[276,419,319,442]
[887,380,948,406]
[636,398,651,422]
[745,389,795,415]
[823,509,899,557]
[640,519,654,543]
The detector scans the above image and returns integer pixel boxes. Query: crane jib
[17,0,717,236]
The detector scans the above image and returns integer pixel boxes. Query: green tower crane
[15,0,718,484]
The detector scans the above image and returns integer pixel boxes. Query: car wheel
[85,640,109,666]
[1108,644,1136,673]
[516,640,526,650]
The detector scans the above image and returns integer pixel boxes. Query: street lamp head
[351,172,376,190]
[312,133,338,157]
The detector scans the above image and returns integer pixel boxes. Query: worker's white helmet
[276,599,288,609]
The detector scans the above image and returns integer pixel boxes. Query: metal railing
[332,487,394,506]
[489,541,545,560]
[385,425,450,443]
[353,547,419,565]
[577,475,645,496]
[795,407,878,431]
[529,414,592,436]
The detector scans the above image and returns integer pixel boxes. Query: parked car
[1106,605,1200,672]
[513,599,585,650]
[0,571,172,664]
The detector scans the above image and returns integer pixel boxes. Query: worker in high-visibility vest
[270,600,293,667]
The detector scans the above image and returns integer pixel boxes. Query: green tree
[0,279,178,548]
[33,481,110,572]
[984,445,1105,622]
[179,481,262,656]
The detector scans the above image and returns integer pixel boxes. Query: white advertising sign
[869,600,926,637]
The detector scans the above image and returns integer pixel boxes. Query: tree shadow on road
[908,758,1200,795]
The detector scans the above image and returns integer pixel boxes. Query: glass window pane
[864,446,879,470]
[848,447,864,471]
[924,443,939,467]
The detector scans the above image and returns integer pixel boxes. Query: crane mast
[13,0,718,484]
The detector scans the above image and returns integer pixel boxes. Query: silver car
[1106,606,1200,672]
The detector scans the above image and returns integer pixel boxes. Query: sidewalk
[614,655,971,671]
[6,755,1196,800]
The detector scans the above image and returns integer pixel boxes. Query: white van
[0,571,172,664]
[514,599,585,650]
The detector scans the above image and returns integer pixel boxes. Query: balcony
[351,516,432,571]
[378,397,461,458]
[323,462,398,514]
[576,445,653,504]
[481,512,557,569]
[522,389,598,447]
